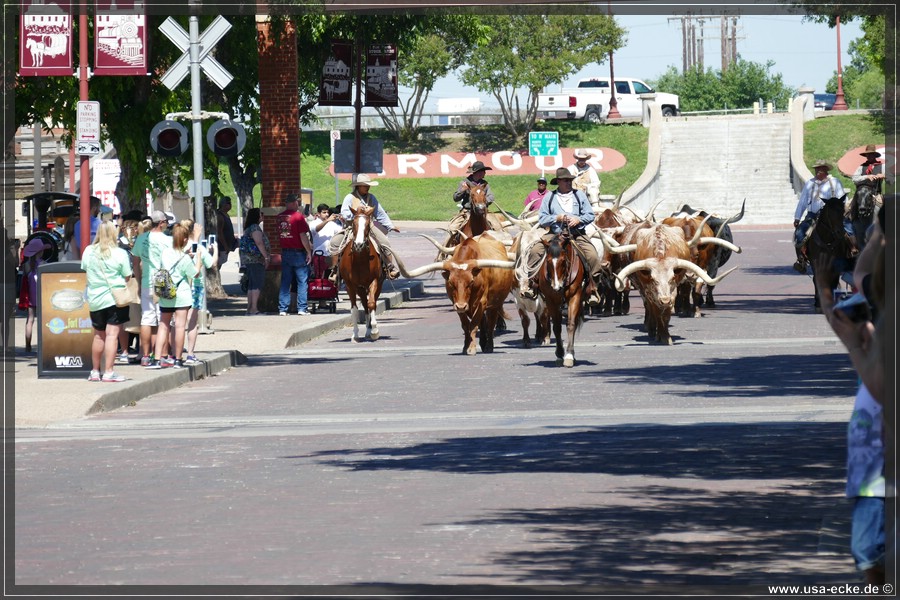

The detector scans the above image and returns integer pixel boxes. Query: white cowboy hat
[350,174,379,187]
[573,148,593,160]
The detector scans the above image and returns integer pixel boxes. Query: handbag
[111,277,139,307]
[100,255,138,308]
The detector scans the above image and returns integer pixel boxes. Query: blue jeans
[850,497,885,572]
[279,249,310,313]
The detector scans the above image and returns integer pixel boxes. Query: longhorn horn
[494,204,533,231]
[613,188,625,211]
[471,259,517,270]
[686,214,714,247]
[597,229,637,255]
[694,236,742,253]
[613,258,653,291]
[645,198,665,222]
[418,233,456,255]
[394,254,449,278]
[675,260,739,285]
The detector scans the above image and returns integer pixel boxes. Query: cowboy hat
[466,161,492,174]
[860,144,882,158]
[573,148,593,160]
[23,238,50,258]
[550,167,576,185]
[350,174,379,187]
[812,161,832,172]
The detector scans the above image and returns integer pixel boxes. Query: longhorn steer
[673,201,745,308]
[396,235,515,355]
[603,223,737,345]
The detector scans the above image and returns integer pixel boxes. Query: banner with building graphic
[319,40,353,107]
[364,43,398,107]
[94,1,147,76]
[19,0,72,76]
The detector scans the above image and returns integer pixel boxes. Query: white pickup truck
[537,77,680,123]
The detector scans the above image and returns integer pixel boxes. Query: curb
[82,281,425,417]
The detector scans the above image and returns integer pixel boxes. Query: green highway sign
[528,131,559,157]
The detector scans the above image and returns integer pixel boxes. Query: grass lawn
[222,111,886,222]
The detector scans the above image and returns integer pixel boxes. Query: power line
[668,14,744,74]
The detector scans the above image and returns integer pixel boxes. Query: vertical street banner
[364,43,398,107]
[94,1,147,76]
[318,40,353,106]
[19,0,72,76]
[92,159,122,215]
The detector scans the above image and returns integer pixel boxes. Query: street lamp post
[832,16,849,110]
[607,3,621,119]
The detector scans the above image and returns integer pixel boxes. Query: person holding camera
[179,220,217,365]
[814,203,887,588]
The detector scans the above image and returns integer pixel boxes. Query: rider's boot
[792,246,808,273]
[587,275,602,306]
[386,254,400,280]
[328,256,339,283]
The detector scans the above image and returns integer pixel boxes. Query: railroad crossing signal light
[150,120,189,157]
[206,119,246,157]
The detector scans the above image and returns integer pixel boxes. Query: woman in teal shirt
[148,223,201,370]
[81,221,133,382]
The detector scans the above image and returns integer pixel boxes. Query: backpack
[152,255,185,300]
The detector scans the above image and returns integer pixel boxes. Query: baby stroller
[308,250,339,313]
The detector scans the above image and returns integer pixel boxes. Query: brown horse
[441,183,505,259]
[805,195,855,312]
[536,232,586,367]
[338,204,384,341]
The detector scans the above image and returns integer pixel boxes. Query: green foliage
[824,36,885,109]
[296,121,648,221]
[461,15,624,137]
[804,113,887,190]
[652,59,794,112]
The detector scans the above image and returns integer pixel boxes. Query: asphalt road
[12,229,863,595]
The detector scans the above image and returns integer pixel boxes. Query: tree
[824,37,885,109]
[460,14,624,138]
[651,59,793,112]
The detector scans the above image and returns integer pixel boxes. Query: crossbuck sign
[159,16,233,90]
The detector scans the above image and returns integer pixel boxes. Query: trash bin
[36,261,93,378]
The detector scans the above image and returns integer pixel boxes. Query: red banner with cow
[93,1,147,76]
[19,0,72,77]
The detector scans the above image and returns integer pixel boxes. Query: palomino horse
[338,204,384,341]
[536,231,586,367]
[804,195,856,312]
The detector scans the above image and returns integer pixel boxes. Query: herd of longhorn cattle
[381,195,746,365]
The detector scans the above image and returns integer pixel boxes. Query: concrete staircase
[654,114,798,225]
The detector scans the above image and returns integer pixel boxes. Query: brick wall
[256,17,300,253]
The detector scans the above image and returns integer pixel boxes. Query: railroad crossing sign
[528,131,559,157]
[159,16,233,90]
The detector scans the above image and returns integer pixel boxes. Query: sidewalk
[11,221,439,428]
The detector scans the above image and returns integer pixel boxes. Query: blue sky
[422,13,864,112]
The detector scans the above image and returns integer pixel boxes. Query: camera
[833,292,870,323]
[208,234,216,248]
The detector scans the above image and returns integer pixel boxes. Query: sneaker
[160,357,175,368]
[88,370,101,382]
[115,351,129,365]
[184,355,202,365]
[140,355,153,367]
[101,371,126,383]
[279,311,288,316]
[145,360,162,370]
[297,310,311,316]
[171,359,184,369]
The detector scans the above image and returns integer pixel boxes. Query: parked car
[537,77,680,123]
[814,93,836,110]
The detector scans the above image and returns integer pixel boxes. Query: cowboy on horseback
[792,161,851,273]
[448,161,495,234]
[517,167,604,305]
[328,174,401,280]
[849,144,885,244]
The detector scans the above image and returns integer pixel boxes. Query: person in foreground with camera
[80,221,133,383]
[814,203,887,588]
[179,220,218,366]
